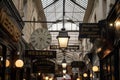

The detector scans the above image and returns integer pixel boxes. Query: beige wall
[84,0,115,23]
[22,0,43,42]
[12,0,47,43]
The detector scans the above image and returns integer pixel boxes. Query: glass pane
[49,22,77,31]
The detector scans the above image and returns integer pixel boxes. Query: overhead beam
[18,20,82,23]
[43,0,59,9]
[70,0,86,10]
[20,20,57,23]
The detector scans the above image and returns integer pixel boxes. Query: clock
[30,28,51,50]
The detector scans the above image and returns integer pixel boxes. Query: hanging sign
[33,60,55,73]
[79,23,100,38]
[71,61,86,68]
[50,45,79,50]
[25,50,56,58]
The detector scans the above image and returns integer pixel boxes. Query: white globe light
[92,66,99,72]
[15,59,24,68]
[77,78,80,80]
[83,73,87,77]
[63,69,67,74]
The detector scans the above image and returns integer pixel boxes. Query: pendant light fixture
[62,51,67,68]
[15,51,24,68]
[57,0,70,50]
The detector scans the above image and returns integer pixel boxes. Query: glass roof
[41,0,88,30]
[41,0,89,64]
[49,22,78,30]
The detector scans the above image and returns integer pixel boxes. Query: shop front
[0,0,24,80]
[98,0,120,80]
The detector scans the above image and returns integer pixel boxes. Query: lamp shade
[62,58,67,68]
[57,28,70,49]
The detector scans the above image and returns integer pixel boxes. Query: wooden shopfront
[99,0,120,80]
[0,0,24,80]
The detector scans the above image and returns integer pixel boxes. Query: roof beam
[43,0,59,9]
[70,0,86,10]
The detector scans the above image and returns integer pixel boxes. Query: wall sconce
[6,59,10,67]
[49,77,53,80]
[90,73,93,78]
[62,58,67,68]
[115,19,120,40]
[23,78,26,80]
[76,77,81,80]
[103,48,112,57]
[109,23,113,27]
[38,72,41,76]
[45,76,49,80]
[115,20,120,31]
[92,66,100,78]
[96,47,102,53]
[92,66,99,72]
[15,59,24,68]
[83,73,88,78]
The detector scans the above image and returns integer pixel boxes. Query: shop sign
[33,60,55,73]
[25,50,56,58]
[71,61,86,68]
[34,60,55,66]
[33,66,55,73]
[50,45,59,49]
[50,45,79,50]
[79,23,100,38]
[0,9,21,42]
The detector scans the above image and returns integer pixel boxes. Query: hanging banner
[79,23,101,38]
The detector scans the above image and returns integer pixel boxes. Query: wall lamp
[15,59,24,68]
[62,58,67,68]
[92,66,99,72]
